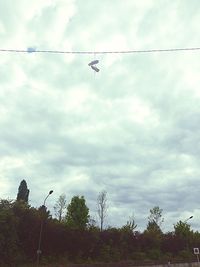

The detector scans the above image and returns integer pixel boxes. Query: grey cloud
[1,0,200,232]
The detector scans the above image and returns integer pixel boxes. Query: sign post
[193,248,200,264]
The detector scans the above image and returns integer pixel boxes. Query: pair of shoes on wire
[88,60,100,72]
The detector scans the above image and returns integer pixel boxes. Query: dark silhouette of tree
[121,214,137,233]
[143,208,164,254]
[174,220,192,237]
[148,206,164,227]
[13,201,41,260]
[0,199,20,265]
[38,204,52,219]
[97,190,108,231]
[174,220,193,251]
[146,220,162,234]
[17,179,30,203]
[54,194,67,222]
[65,195,89,230]
[2,183,200,265]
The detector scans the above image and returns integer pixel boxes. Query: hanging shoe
[91,65,100,72]
[88,60,99,66]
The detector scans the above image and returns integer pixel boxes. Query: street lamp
[184,216,193,223]
[183,216,193,252]
[36,190,53,266]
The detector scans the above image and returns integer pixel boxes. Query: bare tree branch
[97,190,108,231]
[54,194,67,222]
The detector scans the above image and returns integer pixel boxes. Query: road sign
[194,248,199,255]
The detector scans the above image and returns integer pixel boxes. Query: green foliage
[98,244,121,262]
[174,220,192,237]
[147,248,162,260]
[2,185,200,265]
[148,206,164,226]
[121,215,137,233]
[143,206,163,251]
[0,198,14,209]
[38,205,52,220]
[65,195,89,230]
[0,199,21,265]
[17,179,30,203]
[177,249,193,261]
[173,220,193,251]
[143,222,163,251]
[131,251,147,261]
[146,220,162,234]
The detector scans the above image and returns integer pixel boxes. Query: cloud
[0,1,200,231]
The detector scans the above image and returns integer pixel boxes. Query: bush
[131,251,147,261]
[147,248,161,260]
[176,250,193,261]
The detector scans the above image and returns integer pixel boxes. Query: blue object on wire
[27,47,36,53]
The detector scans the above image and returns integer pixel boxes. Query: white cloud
[0,0,200,231]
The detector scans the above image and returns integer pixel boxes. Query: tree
[17,180,30,203]
[88,216,98,230]
[0,199,20,265]
[148,206,164,227]
[146,220,162,234]
[174,220,191,237]
[13,201,41,260]
[38,205,52,219]
[97,190,108,231]
[143,206,164,252]
[121,214,137,233]
[54,194,67,222]
[65,196,89,229]
[174,220,193,251]
[0,199,14,209]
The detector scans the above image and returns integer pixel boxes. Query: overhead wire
[0,47,200,55]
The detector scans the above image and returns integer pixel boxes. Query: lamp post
[184,216,193,223]
[183,216,193,252]
[36,190,53,266]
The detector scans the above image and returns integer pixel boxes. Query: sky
[0,0,200,232]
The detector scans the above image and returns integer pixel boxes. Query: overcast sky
[0,0,200,232]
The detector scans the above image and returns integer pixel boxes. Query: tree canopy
[148,206,164,227]
[54,194,67,222]
[16,180,30,203]
[0,184,198,266]
[65,195,89,229]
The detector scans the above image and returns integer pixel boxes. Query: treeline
[0,180,199,266]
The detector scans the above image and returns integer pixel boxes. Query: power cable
[0,47,200,55]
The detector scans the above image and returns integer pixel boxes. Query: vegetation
[0,180,199,266]
[16,179,29,203]
[65,195,89,229]
[97,190,108,231]
[54,194,67,222]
